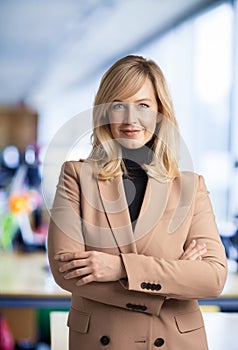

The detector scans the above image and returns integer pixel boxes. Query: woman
[48,55,227,349]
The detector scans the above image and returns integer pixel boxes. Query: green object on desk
[0,212,17,250]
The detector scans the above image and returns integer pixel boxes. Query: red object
[0,315,15,350]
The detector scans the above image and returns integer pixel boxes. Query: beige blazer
[48,161,227,350]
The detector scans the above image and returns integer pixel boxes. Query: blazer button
[154,338,165,347]
[156,284,162,291]
[141,282,147,289]
[126,303,133,309]
[100,336,110,346]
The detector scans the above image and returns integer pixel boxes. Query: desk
[1,252,237,344]
[0,251,238,309]
[0,251,70,308]
[199,272,238,311]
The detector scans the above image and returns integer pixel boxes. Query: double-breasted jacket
[48,160,227,350]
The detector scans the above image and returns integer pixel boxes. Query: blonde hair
[88,55,180,182]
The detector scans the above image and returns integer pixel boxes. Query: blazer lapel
[97,176,137,254]
[133,177,171,240]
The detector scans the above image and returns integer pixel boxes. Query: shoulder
[174,171,206,186]
[172,171,208,199]
[179,171,208,192]
[62,159,96,180]
[63,159,85,170]
[173,171,199,186]
[60,160,84,180]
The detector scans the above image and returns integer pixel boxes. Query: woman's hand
[180,240,207,261]
[55,239,206,286]
[55,251,126,286]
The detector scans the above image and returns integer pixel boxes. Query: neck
[121,138,154,167]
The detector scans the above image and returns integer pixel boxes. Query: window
[139,1,234,223]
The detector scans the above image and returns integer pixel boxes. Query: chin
[119,138,145,149]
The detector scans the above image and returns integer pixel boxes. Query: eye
[112,103,126,110]
[138,103,149,109]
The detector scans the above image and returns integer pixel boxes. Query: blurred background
[0,0,238,349]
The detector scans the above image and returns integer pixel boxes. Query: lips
[120,129,142,137]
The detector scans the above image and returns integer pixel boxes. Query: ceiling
[0,0,221,110]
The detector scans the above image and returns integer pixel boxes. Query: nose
[123,104,137,124]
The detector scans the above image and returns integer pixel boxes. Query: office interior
[0,0,238,349]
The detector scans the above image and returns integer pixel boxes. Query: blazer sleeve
[120,175,227,299]
[47,161,165,316]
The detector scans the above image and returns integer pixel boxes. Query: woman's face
[109,78,159,149]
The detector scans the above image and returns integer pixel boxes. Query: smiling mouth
[120,129,143,137]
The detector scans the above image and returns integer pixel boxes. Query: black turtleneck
[122,139,154,230]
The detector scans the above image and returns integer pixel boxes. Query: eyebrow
[113,98,153,102]
[135,98,153,103]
